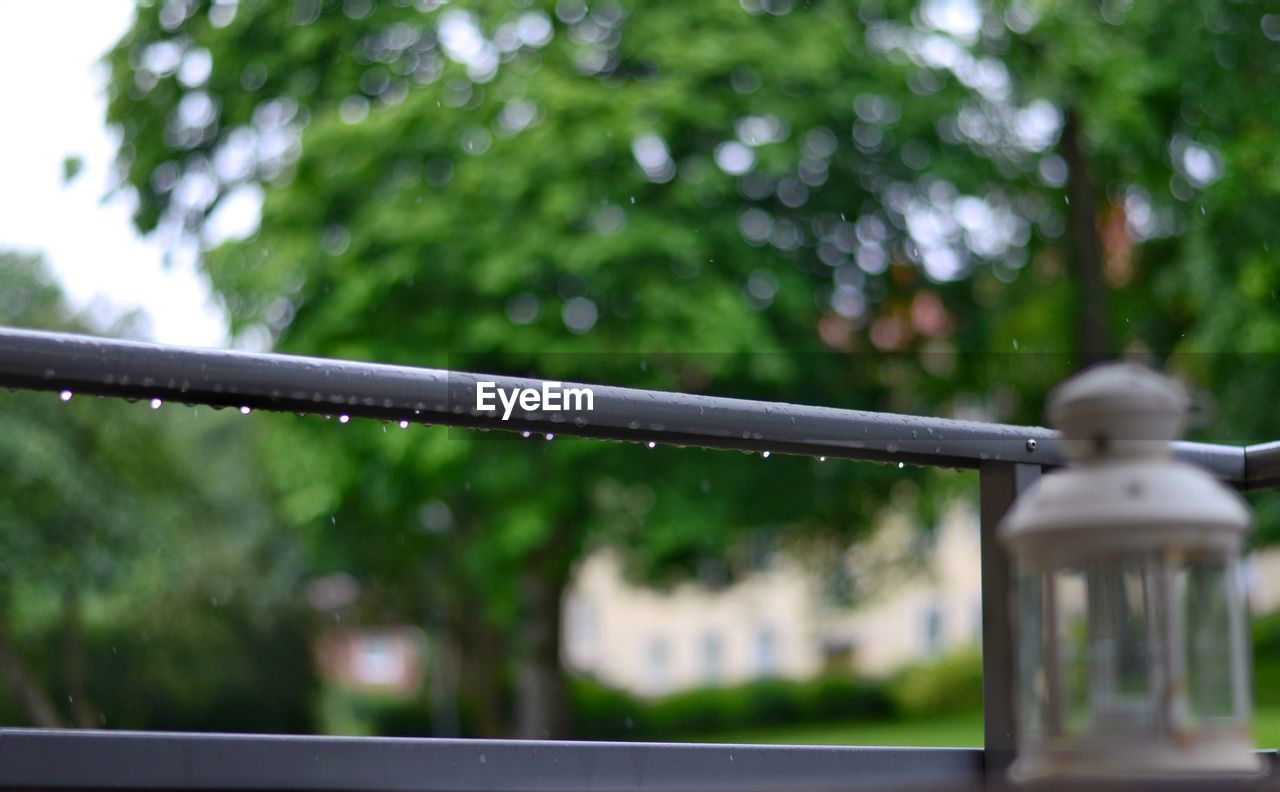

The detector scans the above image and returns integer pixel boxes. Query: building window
[821,638,857,675]
[565,596,597,661]
[824,558,855,608]
[700,630,723,685]
[644,636,670,695]
[753,625,778,677]
[923,604,944,655]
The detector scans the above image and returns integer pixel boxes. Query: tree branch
[0,607,66,728]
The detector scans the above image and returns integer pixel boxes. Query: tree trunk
[455,615,507,738]
[1061,108,1111,370]
[62,582,98,728]
[514,565,571,740]
[0,597,65,728]
[424,596,461,737]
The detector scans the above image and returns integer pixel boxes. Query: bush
[570,674,895,740]
[353,651,983,740]
[888,650,984,719]
[0,601,319,734]
[1254,611,1280,706]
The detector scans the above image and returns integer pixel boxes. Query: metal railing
[0,326,1278,791]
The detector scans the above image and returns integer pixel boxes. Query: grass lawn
[693,710,983,747]
[1253,705,1280,748]
[690,705,1280,748]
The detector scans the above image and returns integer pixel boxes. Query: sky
[0,0,227,347]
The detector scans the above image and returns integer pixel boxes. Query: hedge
[570,674,896,740]
[364,651,985,739]
[1254,610,1280,706]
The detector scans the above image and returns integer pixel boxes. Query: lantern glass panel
[1016,548,1249,747]
[1178,553,1245,725]
[1059,555,1159,736]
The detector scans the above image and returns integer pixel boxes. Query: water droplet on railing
[59,390,72,402]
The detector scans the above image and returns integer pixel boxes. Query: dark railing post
[978,462,1041,783]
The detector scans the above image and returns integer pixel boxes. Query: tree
[990,0,1280,529]
[104,0,1280,735]
[107,0,992,737]
[0,251,311,731]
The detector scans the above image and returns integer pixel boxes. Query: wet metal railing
[0,328,1252,479]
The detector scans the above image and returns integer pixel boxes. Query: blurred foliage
[888,647,983,718]
[98,0,1280,736]
[361,672,897,740]
[1253,610,1280,708]
[0,251,314,731]
[318,685,436,737]
[0,592,315,733]
[569,673,896,740]
[105,0,977,737]
[60,155,85,186]
[358,652,980,740]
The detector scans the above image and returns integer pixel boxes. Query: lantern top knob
[1048,361,1187,462]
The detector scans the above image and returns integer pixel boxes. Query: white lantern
[1001,362,1260,782]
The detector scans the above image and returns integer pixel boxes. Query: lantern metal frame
[1000,363,1259,783]
[0,327,1278,791]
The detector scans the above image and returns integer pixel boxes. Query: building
[564,499,1280,697]
[563,499,984,695]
